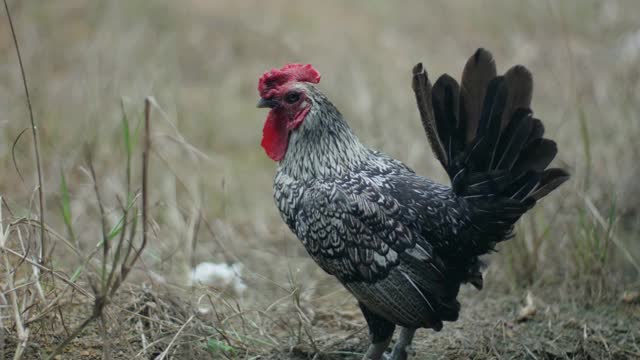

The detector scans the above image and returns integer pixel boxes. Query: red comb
[258,63,321,98]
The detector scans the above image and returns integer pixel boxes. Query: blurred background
[1,0,639,358]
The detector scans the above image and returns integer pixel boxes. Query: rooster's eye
[285,92,300,104]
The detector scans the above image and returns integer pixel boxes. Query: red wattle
[261,111,289,161]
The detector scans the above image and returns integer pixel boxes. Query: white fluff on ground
[189,262,247,296]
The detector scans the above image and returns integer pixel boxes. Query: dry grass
[1,0,639,358]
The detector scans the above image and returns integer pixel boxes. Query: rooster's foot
[384,327,416,360]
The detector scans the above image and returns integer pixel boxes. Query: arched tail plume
[412,48,569,255]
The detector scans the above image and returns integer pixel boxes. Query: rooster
[257,49,569,360]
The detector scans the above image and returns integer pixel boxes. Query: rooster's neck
[279,94,368,181]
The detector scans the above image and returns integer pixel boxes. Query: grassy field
[1,0,639,359]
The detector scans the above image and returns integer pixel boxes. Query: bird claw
[383,352,406,360]
[383,344,414,360]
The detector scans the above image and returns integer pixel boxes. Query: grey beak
[257,98,279,109]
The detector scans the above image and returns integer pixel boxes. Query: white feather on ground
[189,262,247,296]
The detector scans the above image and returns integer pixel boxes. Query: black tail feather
[531,168,570,200]
[526,118,545,145]
[412,48,569,256]
[473,76,508,172]
[460,48,497,145]
[493,108,533,171]
[509,171,541,201]
[512,138,558,179]
[501,65,533,131]
[412,63,447,169]
[432,74,463,176]
[412,48,568,205]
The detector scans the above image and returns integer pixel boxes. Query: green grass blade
[70,265,84,282]
[206,338,235,355]
[59,170,76,243]
[121,99,132,158]
[106,196,137,241]
[107,215,125,240]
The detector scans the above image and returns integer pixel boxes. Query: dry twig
[3,0,46,265]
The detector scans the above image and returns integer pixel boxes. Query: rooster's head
[257,63,321,161]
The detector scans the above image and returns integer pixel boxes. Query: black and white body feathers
[272,48,569,339]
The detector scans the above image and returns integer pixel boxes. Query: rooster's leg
[364,339,393,360]
[359,302,395,360]
[387,327,416,360]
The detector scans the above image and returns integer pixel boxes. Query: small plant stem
[45,314,97,360]
[3,0,46,265]
[3,249,30,360]
[141,98,150,256]
[86,150,110,295]
[156,315,194,360]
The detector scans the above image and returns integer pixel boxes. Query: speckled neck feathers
[278,87,368,181]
